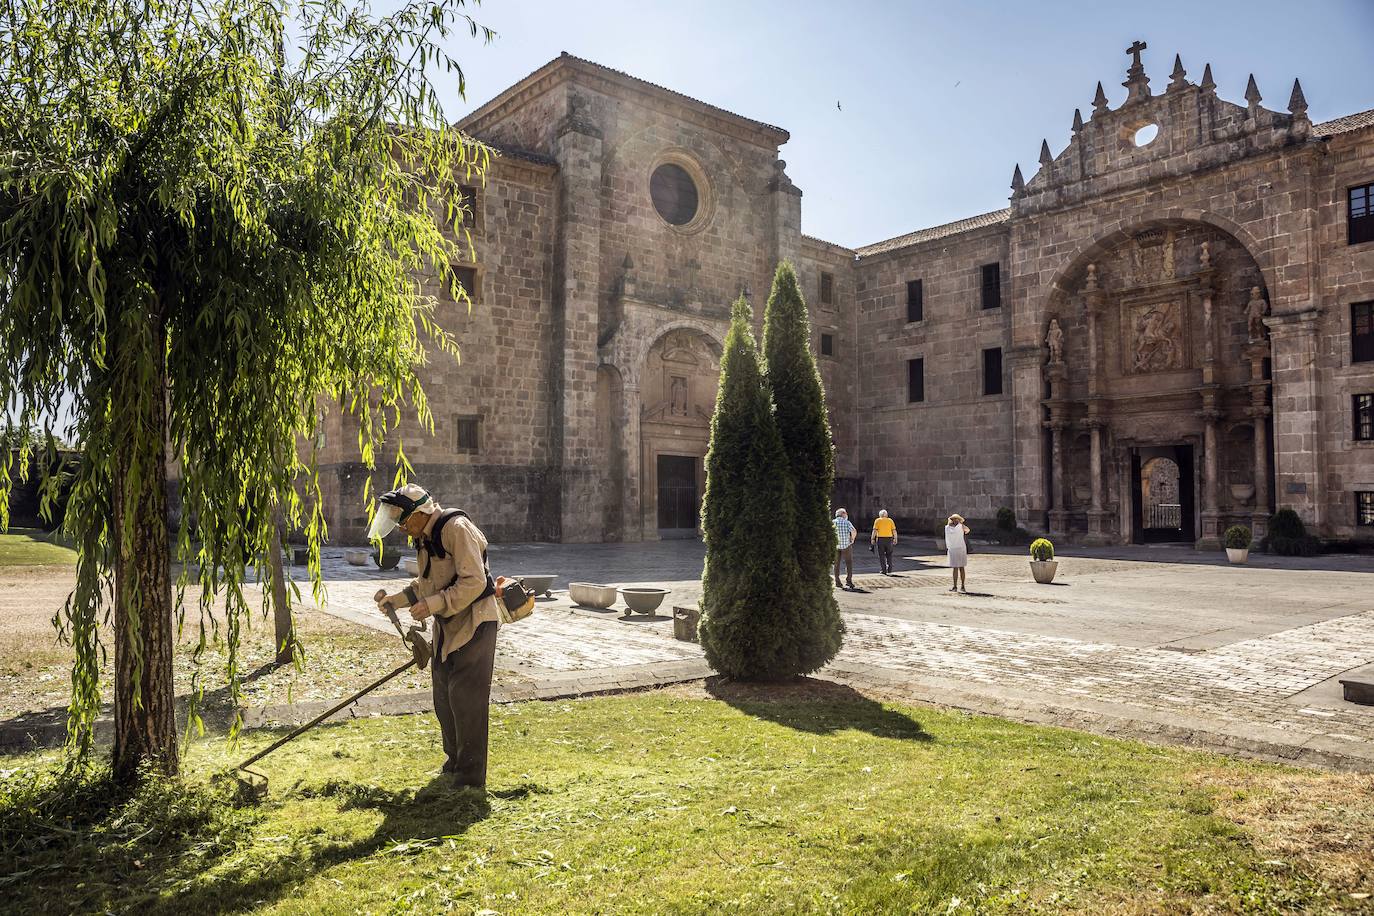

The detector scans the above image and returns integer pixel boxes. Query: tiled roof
[1315,107,1374,137]
[485,142,557,168]
[856,208,1011,258]
[801,233,856,254]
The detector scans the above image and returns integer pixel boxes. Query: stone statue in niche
[1162,231,1176,280]
[1129,299,1184,373]
[1084,263,1098,292]
[1199,241,1212,270]
[669,376,688,416]
[1045,318,1065,364]
[1246,287,1268,341]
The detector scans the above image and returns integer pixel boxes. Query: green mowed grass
[0,528,75,566]
[2,686,1366,914]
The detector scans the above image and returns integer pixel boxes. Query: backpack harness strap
[405,508,497,608]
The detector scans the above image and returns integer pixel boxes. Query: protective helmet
[367,484,434,540]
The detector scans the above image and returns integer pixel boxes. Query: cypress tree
[698,297,810,679]
[761,261,844,672]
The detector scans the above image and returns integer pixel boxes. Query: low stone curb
[820,662,1374,774]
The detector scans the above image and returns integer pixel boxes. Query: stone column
[1084,414,1112,545]
[1198,405,1223,549]
[550,105,605,543]
[621,383,642,543]
[1265,308,1323,532]
[1047,420,1068,536]
[1243,340,1273,539]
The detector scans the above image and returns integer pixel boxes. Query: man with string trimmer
[370,484,501,789]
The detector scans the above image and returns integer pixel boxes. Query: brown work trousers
[431,619,498,786]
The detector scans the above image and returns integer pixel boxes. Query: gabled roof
[856,208,1011,258]
[1315,107,1374,137]
[458,52,789,147]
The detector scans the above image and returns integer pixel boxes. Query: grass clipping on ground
[0,529,75,567]
[2,682,1371,914]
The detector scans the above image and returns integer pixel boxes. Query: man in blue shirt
[832,508,856,590]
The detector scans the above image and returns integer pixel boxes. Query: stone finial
[1011,163,1025,195]
[1200,241,1211,269]
[1072,108,1084,134]
[1039,139,1053,166]
[1244,73,1262,116]
[1085,263,1099,292]
[1092,81,1109,115]
[1122,39,1152,103]
[1168,54,1188,91]
[1200,63,1216,93]
[1288,78,1311,139]
[622,252,635,270]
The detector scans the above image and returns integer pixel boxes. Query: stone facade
[315,46,1374,547]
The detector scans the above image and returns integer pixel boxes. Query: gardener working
[369,484,500,789]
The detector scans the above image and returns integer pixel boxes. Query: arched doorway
[1133,449,1194,542]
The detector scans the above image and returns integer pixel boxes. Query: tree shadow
[704,676,932,742]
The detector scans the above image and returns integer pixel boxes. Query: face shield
[367,502,403,541]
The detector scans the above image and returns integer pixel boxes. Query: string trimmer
[230,594,431,800]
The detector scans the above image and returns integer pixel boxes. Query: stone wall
[798,236,860,486]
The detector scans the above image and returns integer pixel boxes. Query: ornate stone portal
[1042,221,1274,547]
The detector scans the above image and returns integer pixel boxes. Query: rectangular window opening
[1355,393,1374,442]
[982,347,1003,396]
[1354,301,1374,363]
[1358,491,1374,527]
[455,415,480,453]
[907,357,925,403]
[906,279,924,323]
[453,266,478,302]
[820,333,834,357]
[1350,182,1374,245]
[820,272,834,306]
[980,263,1001,310]
[458,185,479,229]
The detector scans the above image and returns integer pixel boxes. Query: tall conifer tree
[698,297,809,679]
[761,262,844,672]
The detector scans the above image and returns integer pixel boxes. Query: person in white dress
[945,513,971,593]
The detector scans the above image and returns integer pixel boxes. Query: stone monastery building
[318,43,1374,548]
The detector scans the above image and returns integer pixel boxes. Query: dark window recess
[907,358,924,403]
[906,279,924,322]
[820,272,834,305]
[650,163,699,226]
[453,266,478,301]
[820,333,834,357]
[1350,182,1374,245]
[1355,393,1374,441]
[455,416,480,453]
[1358,491,1374,527]
[980,263,1001,310]
[982,347,1003,396]
[1354,301,1374,363]
[457,186,479,228]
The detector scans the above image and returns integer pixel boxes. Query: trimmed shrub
[1223,525,1252,550]
[698,297,810,680]
[1262,508,1322,556]
[760,262,843,674]
[1029,538,1054,561]
[995,507,1016,531]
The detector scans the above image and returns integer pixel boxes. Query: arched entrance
[1040,218,1275,547]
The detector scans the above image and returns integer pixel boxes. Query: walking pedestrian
[832,508,856,589]
[945,513,971,593]
[870,509,897,574]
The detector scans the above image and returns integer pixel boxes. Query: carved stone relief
[1126,298,1185,373]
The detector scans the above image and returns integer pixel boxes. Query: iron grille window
[454,266,478,301]
[982,347,1003,395]
[1350,182,1374,245]
[820,333,834,357]
[906,279,924,322]
[907,358,924,403]
[1356,393,1374,441]
[820,272,834,305]
[458,186,479,229]
[455,416,480,453]
[1358,491,1374,527]
[980,263,1001,310]
[1354,301,1374,363]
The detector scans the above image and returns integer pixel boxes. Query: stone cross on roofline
[1123,39,1151,103]
[1127,40,1147,70]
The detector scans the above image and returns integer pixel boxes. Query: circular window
[1133,124,1159,147]
[650,163,699,226]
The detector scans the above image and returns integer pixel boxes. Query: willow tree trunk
[269,502,292,665]
[111,313,178,783]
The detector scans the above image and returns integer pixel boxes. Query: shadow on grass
[704,676,932,742]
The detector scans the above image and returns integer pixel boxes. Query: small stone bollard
[672,606,700,643]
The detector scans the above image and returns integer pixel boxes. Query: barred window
[980,263,1001,310]
[906,279,924,323]
[1354,301,1374,363]
[453,266,478,301]
[458,186,479,229]
[455,415,480,453]
[1350,183,1374,245]
[1358,491,1374,527]
[820,272,834,306]
[1356,393,1374,441]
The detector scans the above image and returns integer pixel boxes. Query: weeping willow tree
[0,0,490,781]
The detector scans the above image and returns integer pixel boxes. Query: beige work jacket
[406,507,500,663]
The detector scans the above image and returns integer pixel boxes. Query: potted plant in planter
[1224,525,1252,564]
[1029,537,1057,584]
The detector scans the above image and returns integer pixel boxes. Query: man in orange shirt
[870,509,898,575]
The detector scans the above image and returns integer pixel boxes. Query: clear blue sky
[436,0,1373,249]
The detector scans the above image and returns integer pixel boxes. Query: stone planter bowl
[1230,483,1255,504]
[569,582,617,609]
[518,574,557,598]
[372,548,401,571]
[1226,547,1249,565]
[1030,559,1059,584]
[618,586,671,614]
[345,549,370,567]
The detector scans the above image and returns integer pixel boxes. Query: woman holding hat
[945,514,971,593]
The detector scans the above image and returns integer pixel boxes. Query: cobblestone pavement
[287,540,1374,768]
